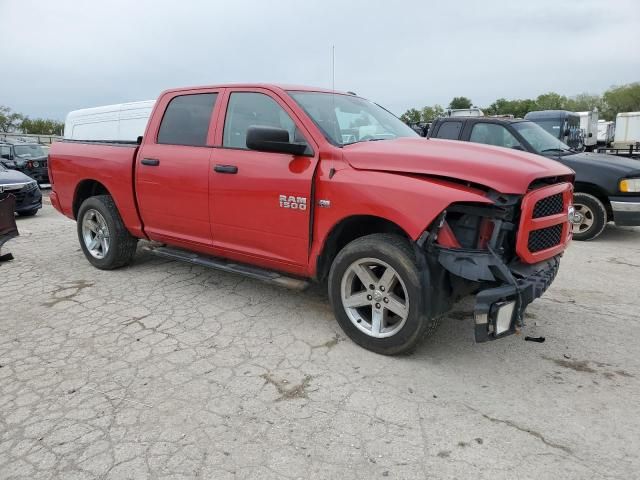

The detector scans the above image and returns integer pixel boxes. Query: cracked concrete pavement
[1,203,639,479]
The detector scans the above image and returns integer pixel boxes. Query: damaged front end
[418,182,573,342]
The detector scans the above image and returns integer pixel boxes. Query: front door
[136,91,220,245]
[210,89,317,268]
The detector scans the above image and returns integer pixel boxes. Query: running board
[143,245,310,291]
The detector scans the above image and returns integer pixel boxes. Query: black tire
[572,192,607,241]
[328,233,439,355]
[17,209,38,217]
[77,195,138,269]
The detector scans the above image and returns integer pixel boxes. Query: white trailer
[64,100,155,141]
[597,120,614,146]
[577,111,598,151]
[613,112,640,149]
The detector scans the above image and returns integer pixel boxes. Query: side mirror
[246,126,308,156]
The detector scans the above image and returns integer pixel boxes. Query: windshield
[513,121,572,154]
[14,144,46,158]
[288,91,417,146]
[532,119,563,139]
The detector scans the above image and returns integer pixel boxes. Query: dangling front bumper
[473,255,561,342]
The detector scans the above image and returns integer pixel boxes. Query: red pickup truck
[49,84,574,354]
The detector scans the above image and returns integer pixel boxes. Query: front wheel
[77,195,138,269]
[328,233,439,355]
[572,192,607,241]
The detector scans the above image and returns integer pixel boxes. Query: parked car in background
[49,83,575,354]
[64,100,155,141]
[597,120,615,146]
[407,121,430,136]
[525,110,583,151]
[0,139,50,184]
[0,163,42,216]
[429,116,640,240]
[577,110,598,151]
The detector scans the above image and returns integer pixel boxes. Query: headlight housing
[619,178,640,193]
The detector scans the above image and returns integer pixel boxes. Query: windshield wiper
[540,148,572,155]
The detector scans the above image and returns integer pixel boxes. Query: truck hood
[343,137,574,194]
[560,152,640,176]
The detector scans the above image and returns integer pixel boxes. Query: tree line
[0,105,64,135]
[400,82,640,124]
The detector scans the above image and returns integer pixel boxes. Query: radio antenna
[331,45,335,92]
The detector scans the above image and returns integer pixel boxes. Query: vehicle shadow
[594,224,640,242]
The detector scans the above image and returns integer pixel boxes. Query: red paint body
[49,84,575,278]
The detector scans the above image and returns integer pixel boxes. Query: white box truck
[64,100,155,141]
[597,120,615,146]
[613,112,640,149]
[577,111,598,151]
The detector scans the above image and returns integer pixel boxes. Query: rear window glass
[434,121,462,140]
[157,93,217,146]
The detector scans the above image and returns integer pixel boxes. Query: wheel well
[573,182,612,218]
[73,180,110,219]
[316,215,410,283]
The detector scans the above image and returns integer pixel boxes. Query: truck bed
[48,140,145,238]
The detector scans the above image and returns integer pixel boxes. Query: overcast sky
[2,0,639,120]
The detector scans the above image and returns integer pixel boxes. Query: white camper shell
[577,111,598,150]
[446,108,484,117]
[64,100,155,142]
[614,112,640,149]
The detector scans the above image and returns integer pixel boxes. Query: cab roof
[160,83,355,97]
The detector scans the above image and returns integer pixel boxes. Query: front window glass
[223,92,303,149]
[289,91,417,145]
[14,144,46,158]
[469,123,522,149]
[513,121,572,154]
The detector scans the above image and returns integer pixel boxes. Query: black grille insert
[533,193,563,218]
[528,224,563,252]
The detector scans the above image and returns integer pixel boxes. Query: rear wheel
[328,233,439,355]
[17,209,38,217]
[572,192,607,241]
[77,195,138,269]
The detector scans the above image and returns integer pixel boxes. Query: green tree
[535,92,567,110]
[400,108,422,124]
[601,82,640,120]
[564,93,602,113]
[448,96,473,109]
[421,104,444,122]
[0,105,24,133]
[21,117,64,135]
[485,98,537,118]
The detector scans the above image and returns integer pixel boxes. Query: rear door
[136,89,221,245]
[209,88,318,268]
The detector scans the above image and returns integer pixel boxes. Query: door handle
[141,158,160,166]
[214,164,238,174]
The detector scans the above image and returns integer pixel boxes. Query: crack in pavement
[465,405,573,455]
